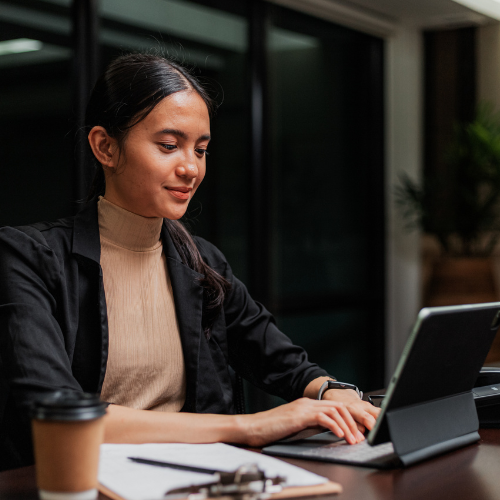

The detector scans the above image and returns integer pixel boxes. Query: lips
[165,186,192,200]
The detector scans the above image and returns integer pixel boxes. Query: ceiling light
[0,38,43,56]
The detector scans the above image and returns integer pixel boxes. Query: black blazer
[0,199,327,471]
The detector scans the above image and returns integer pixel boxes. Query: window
[0,0,73,226]
[267,5,385,390]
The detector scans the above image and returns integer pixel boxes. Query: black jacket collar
[72,199,101,264]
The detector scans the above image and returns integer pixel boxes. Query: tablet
[263,302,500,468]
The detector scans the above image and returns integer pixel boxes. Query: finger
[316,401,363,443]
[361,412,376,431]
[333,403,363,442]
[348,406,377,431]
[359,403,380,429]
[362,412,377,430]
[316,412,345,439]
[365,405,381,419]
[356,422,366,434]
[324,407,359,444]
[308,400,364,442]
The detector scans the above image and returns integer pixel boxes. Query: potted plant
[397,104,500,362]
[398,104,500,292]
[398,104,500,255]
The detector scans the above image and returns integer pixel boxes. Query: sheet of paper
[99,442,327,500]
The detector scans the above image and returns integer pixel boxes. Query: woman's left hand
[321,389,380,434]
[303,377,381,434]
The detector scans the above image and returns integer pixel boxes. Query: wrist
[303,376,335,399]
[321,388,359,401]
[224,414,248,444]
[231,413,264,448]
[318,380,363,400]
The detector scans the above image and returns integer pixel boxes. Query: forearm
[103,397,370,448]
[103,404,246,444]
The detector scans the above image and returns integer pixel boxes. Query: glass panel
[98,0,250,281]
[0,0,73,226]
[268,6,385,390]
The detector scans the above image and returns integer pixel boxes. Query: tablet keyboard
[300,440,395,464]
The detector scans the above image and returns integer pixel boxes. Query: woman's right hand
[237,398,366,448]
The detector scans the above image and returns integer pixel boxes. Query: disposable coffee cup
[31,391,107,500]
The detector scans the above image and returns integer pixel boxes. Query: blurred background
[2,0,500,409]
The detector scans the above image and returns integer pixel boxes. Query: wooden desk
[1,429,499,500]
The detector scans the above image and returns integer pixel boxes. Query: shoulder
[0,216,75,260]
[192,236,232,276]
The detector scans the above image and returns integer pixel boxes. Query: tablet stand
[385,392,480,466]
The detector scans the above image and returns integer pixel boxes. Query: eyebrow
[157,129,211,141]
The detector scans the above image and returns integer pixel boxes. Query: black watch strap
[317,380,363,400]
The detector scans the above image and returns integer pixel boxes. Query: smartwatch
[317,380,363,400]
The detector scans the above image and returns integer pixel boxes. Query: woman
[0,53,379,471]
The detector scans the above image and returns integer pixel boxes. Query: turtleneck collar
[97,196,163,251]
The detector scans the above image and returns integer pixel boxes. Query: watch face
[329,382,355,390]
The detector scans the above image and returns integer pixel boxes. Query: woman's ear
[88,126,119,168]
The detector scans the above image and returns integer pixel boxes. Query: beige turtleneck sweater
[98,197,186,412]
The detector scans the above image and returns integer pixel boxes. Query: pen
[128,457,223,475]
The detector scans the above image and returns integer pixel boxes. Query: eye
[195,148,209,156]
[161,144,177,151]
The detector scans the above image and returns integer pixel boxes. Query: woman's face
[103,90,210,219]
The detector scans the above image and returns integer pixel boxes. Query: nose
[176,152,199,180]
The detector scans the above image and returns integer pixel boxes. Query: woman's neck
[97,196,163,251]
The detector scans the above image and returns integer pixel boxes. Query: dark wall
[424,27,476,182]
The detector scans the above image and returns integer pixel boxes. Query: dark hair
[85,53,230,336]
